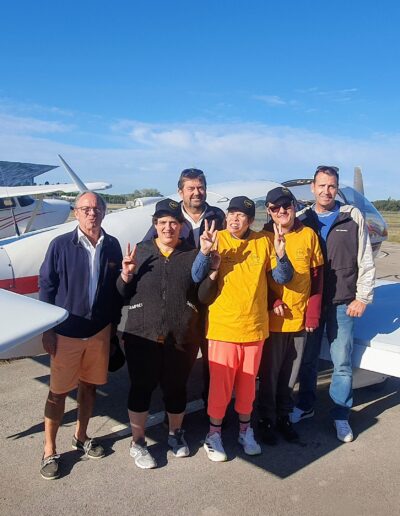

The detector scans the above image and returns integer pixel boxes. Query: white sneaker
[204,432,227,462]
[130,440,157,469]
[334,420,354,443]
[238,427,262,456]
[289,406,315,424]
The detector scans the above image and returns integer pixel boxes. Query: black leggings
[124,334,197,414]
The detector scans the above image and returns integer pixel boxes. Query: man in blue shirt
[291,166,375,443]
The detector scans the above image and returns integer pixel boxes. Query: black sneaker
[40,454,60,480]
[258,418,278,446]
[72,436,105,459]
[277,416,299,442]
[168,429,190,458]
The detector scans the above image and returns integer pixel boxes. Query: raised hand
[122,243,137,279]
[273,222,286,259]
[200,219,218,255]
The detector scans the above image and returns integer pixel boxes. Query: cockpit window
[17,195,35,207]
[0,197,16,210]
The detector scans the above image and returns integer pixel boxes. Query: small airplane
[0,174,398,389]
[0,155,112,238]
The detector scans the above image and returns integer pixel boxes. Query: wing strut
[10,206,20,237]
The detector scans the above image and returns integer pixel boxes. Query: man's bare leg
[43,391,67,458]
[75,381,97,442]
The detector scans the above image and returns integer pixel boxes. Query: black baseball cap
[153,198,184,222]
[227,196,255,218]
[265,187,296,206]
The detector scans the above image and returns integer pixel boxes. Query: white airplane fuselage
[0,181,280,297]
[0,180,393,375]
[0,197,71,239]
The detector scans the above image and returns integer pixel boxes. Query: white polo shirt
[77,228,104,313]
[181,206,206,229]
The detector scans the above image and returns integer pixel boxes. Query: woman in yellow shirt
[193,196,293,462]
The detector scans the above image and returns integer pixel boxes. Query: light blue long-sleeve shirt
[191,249,294,284]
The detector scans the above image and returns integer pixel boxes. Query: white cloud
[0,97,74,118]
[253,95,287,106]
[0,113,74,135]
[0,110,399,200]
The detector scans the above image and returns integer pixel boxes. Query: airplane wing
[0,289,68,358]
[319,280,400,378]
[0,182,112,199]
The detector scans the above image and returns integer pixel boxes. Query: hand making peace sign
[122,243,138,277]
[200,219,218,256]
[273,222,286,259]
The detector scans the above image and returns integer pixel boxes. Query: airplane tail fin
[58,155,88,193]
[354,166,364,195]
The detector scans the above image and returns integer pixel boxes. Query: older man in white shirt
[39,192,122,480]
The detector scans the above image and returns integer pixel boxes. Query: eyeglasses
[268,202,293,213]
[316,165,339,174]
[76,207,103,215]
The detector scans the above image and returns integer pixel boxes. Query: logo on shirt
[295,248,307,261]
[128,303,143,310]
[249,254,262,266]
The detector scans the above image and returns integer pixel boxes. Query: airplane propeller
[353,166,364,195]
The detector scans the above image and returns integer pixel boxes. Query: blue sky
[1,0,399,198]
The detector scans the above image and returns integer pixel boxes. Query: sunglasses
[316,165,339,174]
[268,202,293,213]
[180,168,205,178]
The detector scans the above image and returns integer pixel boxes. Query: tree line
[52,188,162,204]
[372,199,400,212]
[100,189,162,204]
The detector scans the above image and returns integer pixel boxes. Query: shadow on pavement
[7,355,400,479]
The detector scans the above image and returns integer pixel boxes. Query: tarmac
[0,241,399,516]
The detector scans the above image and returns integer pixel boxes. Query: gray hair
[74,191,107,212]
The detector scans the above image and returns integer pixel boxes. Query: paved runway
[0,241,399,516]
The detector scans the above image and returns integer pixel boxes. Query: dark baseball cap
[265,186,296,206]
[153,198,184,222]
[227,196,255,218]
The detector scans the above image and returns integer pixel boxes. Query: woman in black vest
[117,198,216,469]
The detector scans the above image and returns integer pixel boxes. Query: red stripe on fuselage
[0,275,39,294]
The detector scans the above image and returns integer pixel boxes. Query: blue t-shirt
[314,202,340,246]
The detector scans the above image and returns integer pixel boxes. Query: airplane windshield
[339,187,380,219]
[17,196,35,207]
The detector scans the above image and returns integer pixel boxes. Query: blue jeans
[297,304,354,420]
